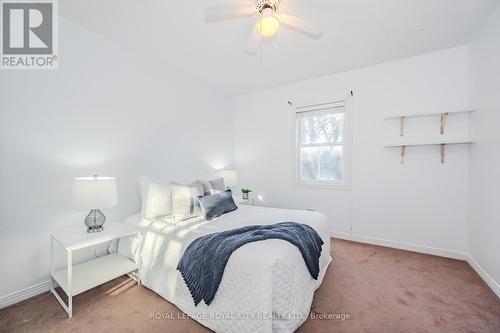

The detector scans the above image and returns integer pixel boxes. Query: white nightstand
[50,222,140,318]
[235,196,255,206]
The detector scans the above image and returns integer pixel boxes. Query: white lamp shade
[219,170,238,188]
[71,176,118,210]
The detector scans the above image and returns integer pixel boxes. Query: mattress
[118,205,332,333]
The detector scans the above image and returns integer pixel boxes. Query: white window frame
[293,98,352,190]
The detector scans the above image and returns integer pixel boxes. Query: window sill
[293,183,351,191]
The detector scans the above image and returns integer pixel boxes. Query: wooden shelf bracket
[440,144,445,163]
[400,116,405,136]
[440,112,448,134]
[400,145,406,164]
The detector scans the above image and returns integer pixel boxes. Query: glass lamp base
[84,209,106,233]
[87,225,104,233]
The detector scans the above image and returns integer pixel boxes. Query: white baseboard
[331,231,499,299]
[466,255,500,298]
[0,280,52,310]
[331,231,467,260]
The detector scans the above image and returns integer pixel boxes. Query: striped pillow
[170,182,204,221]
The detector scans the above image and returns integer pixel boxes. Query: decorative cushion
[171,182,204,221]
[196,177,226,195]
[140,177,172,220]
[198,189,238,221]
[209,177,226,193]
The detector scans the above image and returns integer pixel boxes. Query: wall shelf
[384,108,475,120]
[384,138,475,148]
[383,106,474,163]
[384,138,474,164]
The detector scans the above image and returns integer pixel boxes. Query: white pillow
[140,177,172,219]
[195,177,226,195]
[170,182,204,221]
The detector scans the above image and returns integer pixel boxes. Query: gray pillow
[198,190,237,220]
[196,177,226,195]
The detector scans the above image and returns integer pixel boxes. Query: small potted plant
[241,188,252,200]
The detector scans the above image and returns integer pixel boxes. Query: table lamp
[71,175,118,233]
[219,170,238,189]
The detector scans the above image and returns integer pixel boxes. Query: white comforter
[119,205,332,333]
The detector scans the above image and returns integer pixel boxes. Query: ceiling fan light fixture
[203,0,323,55]
[258,8,279,37]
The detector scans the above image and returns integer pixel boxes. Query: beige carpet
[1,239,499,333]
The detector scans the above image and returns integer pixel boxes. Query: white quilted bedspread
[119,205,332,333]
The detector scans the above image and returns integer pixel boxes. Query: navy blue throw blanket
[177,222,324,306]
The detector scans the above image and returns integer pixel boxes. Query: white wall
[0,18,233,298]
[234,46,470,254]
[469,6,500,288]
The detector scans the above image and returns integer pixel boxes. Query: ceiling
[60,0,499,95]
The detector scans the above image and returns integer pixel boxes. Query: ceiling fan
[203,0,323,55]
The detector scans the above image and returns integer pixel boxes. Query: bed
[117,204,332,333]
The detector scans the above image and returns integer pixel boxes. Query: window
[295,101,350,188]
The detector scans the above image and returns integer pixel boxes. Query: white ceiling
[60,0,499,95]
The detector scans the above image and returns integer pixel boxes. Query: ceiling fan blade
[277,14,323,39]
[204,5,256,23]
[245,23,262,55]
